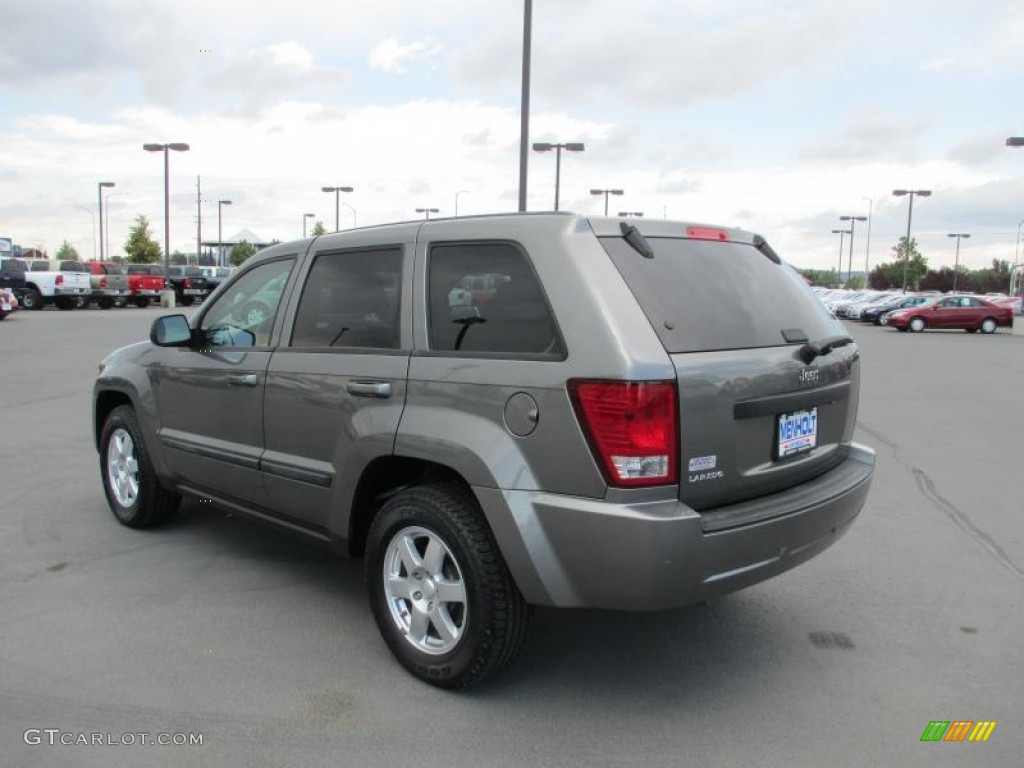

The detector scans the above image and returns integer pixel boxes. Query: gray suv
[94,213,874,688]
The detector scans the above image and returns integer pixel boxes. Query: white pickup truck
[17,259,92,310]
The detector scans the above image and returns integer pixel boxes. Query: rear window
[102,264,125,275]
[59,261,88,272]
[600,236,842,353]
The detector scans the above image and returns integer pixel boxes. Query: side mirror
[151,314,193,347]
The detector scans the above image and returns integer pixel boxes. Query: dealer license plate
[777,407,818,458]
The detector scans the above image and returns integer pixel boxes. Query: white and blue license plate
[777,407,818,458]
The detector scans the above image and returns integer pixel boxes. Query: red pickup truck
[124,264,168,308]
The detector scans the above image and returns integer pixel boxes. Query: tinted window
[428,243,563,357]
[1,259,27,272]
[199,259,294,348]
[600,236,843,354]
[102,264,125,275]
[59,261,88,272]
[290,248,403,349]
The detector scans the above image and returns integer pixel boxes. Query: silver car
[94,213,874,688]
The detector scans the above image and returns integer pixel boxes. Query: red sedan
[887,295,1014,334]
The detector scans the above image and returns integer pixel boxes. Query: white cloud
[268,41,315,71]
[368,38,444,74]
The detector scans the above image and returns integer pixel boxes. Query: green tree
[968,259,1011,294]
[170,251,187,265]
[799,268,839,287]
[311,220,327,237]
[847,275,866,290]
[230,240,256,266]
[55,240,80,260]
[124,215,162,263]
[869,237,927,289]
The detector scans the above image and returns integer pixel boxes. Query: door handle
[227,373,259,387]
[346,380,392,398]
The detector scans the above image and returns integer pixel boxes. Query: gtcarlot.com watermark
[24,729,203,747]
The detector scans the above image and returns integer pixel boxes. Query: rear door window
[599,236,842,353]
[427,242,564,358]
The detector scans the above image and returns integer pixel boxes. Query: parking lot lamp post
[1006,137,1024,147]
[104,191,129,261]
[831,229,850,286]
[533,142,584,211]
[218,200,232,267]
[97,182,115,261]
[454,190,469,217]
[143,143,190,277]
[322,186,354,232]
[342,202,357,229]
[947,233,970,292]
[590,188,623,216]
[892,189,931,292]
[416,207,439,220]
[839,215,867,287]
[861,197,873,277]
[1014,218,1024,268]
[303,213,314,238]
[618,211,644,218]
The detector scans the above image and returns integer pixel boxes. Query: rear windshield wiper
[798,335,853,364]
[620,222,654,259]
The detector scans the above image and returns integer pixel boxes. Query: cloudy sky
[1,0,1022,272]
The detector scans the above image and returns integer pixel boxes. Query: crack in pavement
[858,422,1023,579]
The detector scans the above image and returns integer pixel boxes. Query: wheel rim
[911,318,923,332]
[982,319,995,333]
[106,428,140,507]
[383,526,468,656]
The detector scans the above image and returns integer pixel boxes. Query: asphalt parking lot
[1,306,1021,767]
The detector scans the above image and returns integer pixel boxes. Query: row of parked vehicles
[0,258,235,314]
[814,288,1019,334]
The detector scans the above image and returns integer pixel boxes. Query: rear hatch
[597,223,860,514]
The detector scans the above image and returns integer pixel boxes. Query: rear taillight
[100,276,107,288]
[183,278,191,288]
[687,226,729,241]
[55,274,64,285]
[569,380,678,487]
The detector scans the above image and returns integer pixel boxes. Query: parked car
[8,259,92,310]
[0,286,17,319]
[861,294,930,325]
[83,261,131,309]
[0,257,28,301]
[199,266,235,294]
[887,295,1014,333]
[166,266,209,306]
[94,214,875,688]
[124,264,169,308]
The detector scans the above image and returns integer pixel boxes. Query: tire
[365,483,529,689]
[908,316,926,333]
[966,328,977,334]
[134,297,150,309]
[99,405,180,529]
[98,298,114,310]
[980,317,997,334]
[180,295,195,306]
[75,296,88,309]
[20,287,42,311]
[55,296,74,310]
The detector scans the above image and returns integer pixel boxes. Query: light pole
[1015,218,1024,267]
[75,206,97,260]
[143,142,190,278]
[892,189,932,292]
[416,207,439,220]
[454,190,469,217]
[946,233,970,292]
[104,191,129,261]
[618,211,644,218]
[831,229,851,286]
[218,200,232,268]
[303,213,315,238]
[518,0,532,212]
[322,185,353,232]
[342,202,357,229]
[839,214,867,287]
[861,196,873,278]
[533,142,585,211]
[590,188,623,216]
[97,181,115,261]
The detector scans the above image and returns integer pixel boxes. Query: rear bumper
[477,443,875,610]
